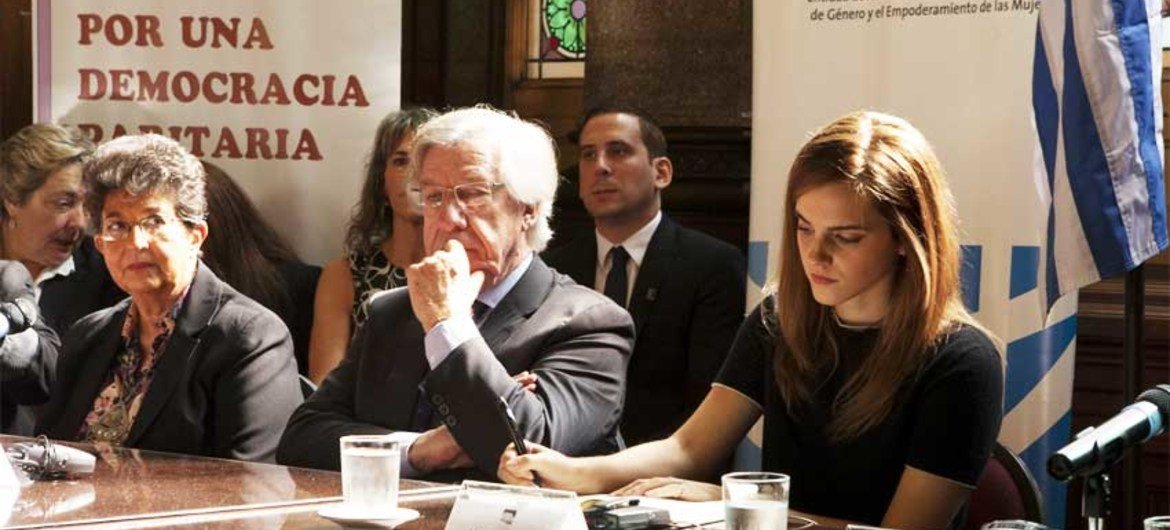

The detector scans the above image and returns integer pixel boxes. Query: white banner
[749,1,1074,524]
[33,0,402,264]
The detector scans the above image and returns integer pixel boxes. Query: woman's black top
[715,304,1003,527]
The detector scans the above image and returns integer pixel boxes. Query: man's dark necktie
[604,246,630,308]
[411,300,492,431]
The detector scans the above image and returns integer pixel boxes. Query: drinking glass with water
[980,520,1049,530]
[722,472,790,530]
[1145,516,1170,530]
[339,435,400,517]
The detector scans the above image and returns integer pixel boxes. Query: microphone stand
[1082,471,1111,530]
[1121,265,1143,530]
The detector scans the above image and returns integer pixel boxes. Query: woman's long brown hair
[345,108,436,253]
[202,161,299,314]
[771,111,995,442]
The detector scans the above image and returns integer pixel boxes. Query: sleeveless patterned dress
[347,247,407,331]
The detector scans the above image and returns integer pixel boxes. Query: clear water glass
[722,472,790,530]
[1145,516,1170,530]
[339,435,400,517]
[980,520,1050,530]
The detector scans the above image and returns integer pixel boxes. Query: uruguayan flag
[1033,0,1168,310]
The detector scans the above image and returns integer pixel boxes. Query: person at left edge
[0,123,124,435]
[277,106,633,480]
[0,260,62,434]
[0,124,124,338]
[37,134,302,463]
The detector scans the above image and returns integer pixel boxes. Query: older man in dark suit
[543,108,746,445]
[277,107,633,480]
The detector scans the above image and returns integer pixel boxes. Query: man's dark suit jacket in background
[38,264,303,463]
[0,261,62,435]
[277,257,633,480]
[543,215,746,444]
[39,238,125,336]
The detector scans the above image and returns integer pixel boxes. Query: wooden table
[0,437,825,529]
[0,436,453,529]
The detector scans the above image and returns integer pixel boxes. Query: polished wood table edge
[5,486,465,529]
[9,502,336,530]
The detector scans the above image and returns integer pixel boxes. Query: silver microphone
[5,436,96,479]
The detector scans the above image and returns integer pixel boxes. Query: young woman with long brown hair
[498,111,1004,530]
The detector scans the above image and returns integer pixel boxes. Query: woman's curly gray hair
[83,134,207,228]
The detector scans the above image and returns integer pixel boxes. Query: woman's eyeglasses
[98,214,184,243]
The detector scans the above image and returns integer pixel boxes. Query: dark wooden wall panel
[545,1,752,254]
[0,0,34,140]
[402,0,445,109]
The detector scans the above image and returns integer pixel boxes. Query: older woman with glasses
[37,134,302,462]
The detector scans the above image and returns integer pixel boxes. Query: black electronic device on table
[582,498,672,530]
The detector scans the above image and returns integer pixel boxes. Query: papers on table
[446,481,586,530]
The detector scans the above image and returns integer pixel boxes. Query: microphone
[5,437,96,479]
[0,297,37,338]
[1048,384,1170,481]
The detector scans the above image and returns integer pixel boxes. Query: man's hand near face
[406,240,486,331]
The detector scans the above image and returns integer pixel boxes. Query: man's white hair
[410,106,559,251]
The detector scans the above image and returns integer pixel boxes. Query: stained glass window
[544,0,586,58]
[528,0,585,79]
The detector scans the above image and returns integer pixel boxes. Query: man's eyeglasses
[410,182,506,211]
[98,214,185,243]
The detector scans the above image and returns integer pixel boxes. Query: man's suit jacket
[39,238,125,336]
[543,215,746,444]
[276,257,633,479]
[0,261,61,435]
[37,264,303,463]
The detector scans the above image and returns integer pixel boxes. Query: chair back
[963,442,1045,530]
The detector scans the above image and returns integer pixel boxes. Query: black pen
[497,396,542,487]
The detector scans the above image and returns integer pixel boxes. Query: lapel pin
[646,288,657,301]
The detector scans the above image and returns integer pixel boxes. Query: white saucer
[317,505,420,527]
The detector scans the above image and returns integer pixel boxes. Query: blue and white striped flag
[1033,0,1168,311]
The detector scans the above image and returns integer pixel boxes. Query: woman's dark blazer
[37,263,303,462]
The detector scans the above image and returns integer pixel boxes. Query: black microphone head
[1047,453,1074,481]
[13,297,37,329]
[0,260,35,301]
[0,302,25,332]
[0,298,37,333]
[1138,385,1170,419]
